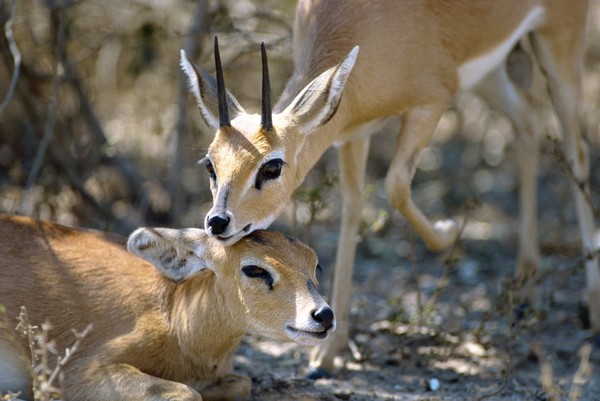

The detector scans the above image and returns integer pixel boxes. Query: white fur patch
[283,46,359,135]
[180,49,220,129]
[458,7,545,89]
[308,46,359,133]
[128,227,209,282]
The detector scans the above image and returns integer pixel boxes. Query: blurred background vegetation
[0,0,599,264]
[0,0,298,234]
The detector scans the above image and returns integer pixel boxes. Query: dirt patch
[234,236,600,400]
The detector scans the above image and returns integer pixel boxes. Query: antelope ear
[127,227,212,282]
[180,50,246,130]
[280,46,358,134]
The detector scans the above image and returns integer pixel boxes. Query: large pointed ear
[128,227,211,282]
[280,46,359,134]
[180,49,246,130]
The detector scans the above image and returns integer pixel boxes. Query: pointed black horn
[260,42,273,132]
[214,36,230,128]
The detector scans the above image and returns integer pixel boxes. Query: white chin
[214,231,246,245]
[285,326,330,346]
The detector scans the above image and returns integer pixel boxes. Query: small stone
[426,378,441,392]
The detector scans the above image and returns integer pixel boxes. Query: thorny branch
[19,3,67,215]
[16,306,92,401]
[0,0,20,115]
[170,0,210,221]
[568,343,593,401]
[549,135,599,217]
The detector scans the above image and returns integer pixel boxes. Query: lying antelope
[181,0,599,376]
[0,213,334,400]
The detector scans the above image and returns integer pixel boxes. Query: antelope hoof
[578,302,590,330]
[430,219,459,251]
[306,367,332,381]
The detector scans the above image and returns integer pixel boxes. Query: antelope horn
[261,42,273,132]
[214,36,230,128]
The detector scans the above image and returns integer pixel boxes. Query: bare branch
[46,324,93,388]
[169,0,210,221]
[549,135,599,217]
[19,3,67,215]
[568,343,592,401]
[0,0,20,115]
[16,306,92,401]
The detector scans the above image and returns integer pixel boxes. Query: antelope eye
[242,265,274,290]
[255,158,284,190]
[205,160,217,181]
[315,263,323,283]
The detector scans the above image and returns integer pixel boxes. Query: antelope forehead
[231,113,261,133]
[210,134,284,169]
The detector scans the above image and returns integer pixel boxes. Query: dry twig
[16,306,92,401]
[568,343,593,401]
[0,0,20,115]
[170,0,210,221]
[19,3,66,215]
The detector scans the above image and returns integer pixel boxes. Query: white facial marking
[257,149,286,176]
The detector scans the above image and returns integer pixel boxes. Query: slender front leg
[309,137,370,375]
[72,364,204,401]
[385,103,459,251]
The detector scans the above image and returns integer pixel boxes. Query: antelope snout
[312,306,334,331]
[207,214,230,236]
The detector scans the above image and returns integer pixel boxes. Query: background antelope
[181,0,598,377]
[0,214,334,400]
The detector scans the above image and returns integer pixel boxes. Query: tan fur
[0,214,333,400]
[184,0,598,374]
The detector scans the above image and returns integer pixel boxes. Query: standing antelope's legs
[531,30,600,332]
[309,137,370,375]
[385,103,459,251]
[475,60,541,284]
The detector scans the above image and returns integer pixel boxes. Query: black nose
[207,215,230,235]
[312,306,334,331]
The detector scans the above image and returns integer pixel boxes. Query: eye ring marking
[242,265,274,290]
[255,158,285,190]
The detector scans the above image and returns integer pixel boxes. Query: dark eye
[255,158,284,190]
[315,263,323,280]
[205,159,216,182]
[242,265,274,290]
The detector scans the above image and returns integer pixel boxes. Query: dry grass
[1,307,91,401]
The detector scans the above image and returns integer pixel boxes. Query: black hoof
[306,367,332,380]
[578,302,590,329]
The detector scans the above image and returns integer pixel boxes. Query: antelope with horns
[181,0,599,376]
[0,213,334,400]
